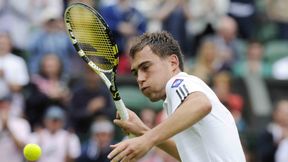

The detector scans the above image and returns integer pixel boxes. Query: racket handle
[114,100,135,138]
[114,99,129,120]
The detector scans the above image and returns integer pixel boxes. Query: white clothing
[0,0,32,49]
[186,0,230,35]
[272,56,288,80]
[0,117,31,162]
[30,129,81,162]
[0,53,29,116]
[275,138,288,162]
[0,53,29,86]
[163,72,246,162]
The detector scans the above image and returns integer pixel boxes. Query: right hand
[114,109,150,136]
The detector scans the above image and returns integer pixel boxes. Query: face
[93,132,113,149]
[44,118,63,133]
[248,43,263,60]
[131,46,178,101]
[0,34,12,55]
[41,55,61,78]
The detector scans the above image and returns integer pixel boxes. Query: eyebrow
[131,61,151,75]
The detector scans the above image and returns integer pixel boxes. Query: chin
[147,95,162,102]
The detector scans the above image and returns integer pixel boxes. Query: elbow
[198,93,212,115]
[203,101,212,115]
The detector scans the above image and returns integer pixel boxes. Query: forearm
[157,139,181,161]
[7,129,24,150]
[140,127,180,160]
[144,92,211,147]
[155,0,180,20]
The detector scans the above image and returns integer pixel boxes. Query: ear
[168,54,180,72]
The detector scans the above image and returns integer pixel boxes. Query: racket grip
[114,99,129,120]
[114,100,135,138]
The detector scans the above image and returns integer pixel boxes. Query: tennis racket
[64,3,130,124]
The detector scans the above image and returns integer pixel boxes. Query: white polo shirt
[0,117,31,162]
[30,129,81,162]
[0,53,29,86]
[163,72,246,162]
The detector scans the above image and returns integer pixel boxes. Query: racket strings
[68,6,117,71]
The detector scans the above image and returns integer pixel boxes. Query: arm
[144,91,211,148]
[154,0,180,21]
[113,109,180,160]
[108,91,211,161]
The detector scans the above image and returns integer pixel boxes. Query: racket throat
[110,85,121,100]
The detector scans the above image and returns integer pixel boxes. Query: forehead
[130,46,160,69]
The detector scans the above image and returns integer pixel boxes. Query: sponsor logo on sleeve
[171,79,183,88]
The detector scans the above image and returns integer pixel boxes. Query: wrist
[139,126,150,136]
[142,129,159,146]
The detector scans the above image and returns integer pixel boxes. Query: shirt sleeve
[166,77,204,113]
[68,133,81,158]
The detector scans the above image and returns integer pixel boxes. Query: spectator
[68,67,115,139]
[27,10,75,74]
[234,40,272,117]
[0,0,32,50]
[30,106,81,162]
[77,116,115,162]
[185,0,230,56]
[0,32,29,117]
[233,40,271,78]
[152,0,190,57]
[274,100,288,162]
[30,1,64,27]
[228,0,257,39]
[212,71,246,133]
[25,54,70,130]
[99,0,147,55]
[257,99,288,162]
[265,0,288,39]
[187,40,219,84]
[0,86,31,162]
[208,16,243,71]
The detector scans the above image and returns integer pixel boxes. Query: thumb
[113,119,127,128]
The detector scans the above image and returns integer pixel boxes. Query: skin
[108,45,212,162]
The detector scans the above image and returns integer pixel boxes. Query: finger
[114,119,126,127]
[120,156,131,162]
[108,143,125,159]
[111,148,131,162]
[116,111,120,119]
[121,128,129,135]
[126,151,136,160]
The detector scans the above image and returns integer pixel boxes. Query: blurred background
[0,0,288,162]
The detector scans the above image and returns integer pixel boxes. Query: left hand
[115,109,150,136]
[0,109,9,130]
[108,135,154,162]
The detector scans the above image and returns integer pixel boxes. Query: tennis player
[108,31,246,162]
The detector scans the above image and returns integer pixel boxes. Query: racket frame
[64,3,129,120]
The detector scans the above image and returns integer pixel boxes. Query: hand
[87,97,105,113]
[114,109,150,136]
[0,69,4,78]
[118,22,136,36]
[108,135,154,162]
[0,110,9,130]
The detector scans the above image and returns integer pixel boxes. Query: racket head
[64,3,119,73]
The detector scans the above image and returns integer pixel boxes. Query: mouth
[140,87,149,92]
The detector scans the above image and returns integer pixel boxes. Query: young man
[108,31,246,162]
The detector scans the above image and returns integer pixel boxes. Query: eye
[131,70,137,77]
[141,64,150,72]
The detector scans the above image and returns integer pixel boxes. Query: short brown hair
[129,31,184,71]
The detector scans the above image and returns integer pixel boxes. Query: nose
[136,71,145,85]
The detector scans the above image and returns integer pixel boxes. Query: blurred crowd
[0,0,288,162]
